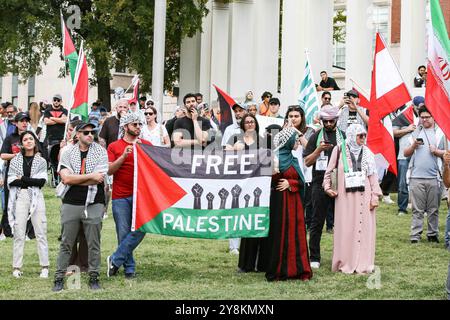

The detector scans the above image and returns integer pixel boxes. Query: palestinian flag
[133,144,272,239]
[392,105,415,127]
[425,0,450,139]
[213,84,237,134]
[68,42,89,121]
[128,75,140,104]
[61,11,78,83]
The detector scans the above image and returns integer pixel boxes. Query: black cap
[75,122,98,132]
[269,97,280,105]
[1,102,12,108]
[14,112,30,122]
[346,89,359,98]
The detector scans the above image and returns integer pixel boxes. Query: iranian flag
[68,41,89,121]
[425,0,450,140]
[132,145,272,239]
[61,11,78,83]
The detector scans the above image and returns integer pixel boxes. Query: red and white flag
[367,33,412,176]
[128,75,140,104]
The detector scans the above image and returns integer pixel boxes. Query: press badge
[345,170,365,188]
[316,152,328,171]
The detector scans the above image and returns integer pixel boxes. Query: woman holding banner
[323,124,382,274]
[264,127,312,281]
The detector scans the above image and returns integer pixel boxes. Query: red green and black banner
[132,144,272,239]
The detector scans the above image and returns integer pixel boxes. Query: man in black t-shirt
[53,122,109,292]
[44,94,68,144]
[303,105,345,269]
[173,93,211,149]
[317,71,340,91]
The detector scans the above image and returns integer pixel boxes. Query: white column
[305,0,334,80]
[152,0,167,119]
[210,2,230,100]
[198,0,213,104]
[281,0,308,107]
[252,0,280,99]
[178,34,201,104]
[2,74,12,102]
[345,0,373,91]
[227,0,255,100]
[400,0,426,90]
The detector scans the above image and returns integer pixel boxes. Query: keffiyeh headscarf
[345,124,376,176]
[119,112,143,138]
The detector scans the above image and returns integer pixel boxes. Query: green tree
[0,0,208,110]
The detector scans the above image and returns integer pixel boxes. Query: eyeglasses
[420,116,431,120]
[357,134,367,138]
[144,112,154,116]
[81,131,95,136]
[129,122,143,127]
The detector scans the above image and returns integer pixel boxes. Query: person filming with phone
[337,90,368,133]
[303,104,346,269]
[173,93,211,150]
[404,106,445,244]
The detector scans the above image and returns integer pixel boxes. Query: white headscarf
[345,124,376,176]
[346,124,365,158]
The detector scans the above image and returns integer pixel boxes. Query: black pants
[326,205,334,230]
[380,170,397,195]
[309,182,334,263]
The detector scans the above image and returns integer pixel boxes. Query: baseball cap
[412,96,425,107]
[232,103,247,111]
[346,89,359,98]
[14,112,31,122]
[75,122,98,132]
[53,94,62,101]
[269,97,281,105]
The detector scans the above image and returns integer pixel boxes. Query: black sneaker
[124,272,136,279]
[427,236,439,243]
[52,278,64,292]
[411,240,419,244]
[106,255,118,277]
[88,275,101,290]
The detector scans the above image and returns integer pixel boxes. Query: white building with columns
[178,0,449,109]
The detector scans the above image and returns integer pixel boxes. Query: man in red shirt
[106,113,151,279]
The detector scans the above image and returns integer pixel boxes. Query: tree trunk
[93,53,112,111]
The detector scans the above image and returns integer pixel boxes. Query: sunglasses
[146,102,154,106]
[322,119,336,124]
[129,122,143,127]
[53,99,61,102]
[357,134,367,138]
[81,131,95,136]
[144,112,155,116]
[323,97,331,101]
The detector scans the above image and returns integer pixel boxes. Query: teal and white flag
[299,58,320,125]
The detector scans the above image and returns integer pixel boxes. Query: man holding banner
[106,113,152,279]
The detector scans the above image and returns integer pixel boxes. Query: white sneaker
[0,233,6,241]
[25,236,31,241]
[310,262,320,269]
[40,268,49,278]
[12,270,22,278]
[383,195,394,205]
[229,249,239,255]
[407,203,412,210]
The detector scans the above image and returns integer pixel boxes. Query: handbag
[329,147,340,192]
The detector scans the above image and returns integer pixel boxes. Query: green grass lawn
[0,186,448,300]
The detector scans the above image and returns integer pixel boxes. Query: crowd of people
[0,83,448,298]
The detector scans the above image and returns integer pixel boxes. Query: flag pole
[60,10,68,79]
[63,40,84,142]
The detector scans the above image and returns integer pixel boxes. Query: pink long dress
[323,146,382,274]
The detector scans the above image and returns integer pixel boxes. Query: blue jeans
[397,159,410,212]
[445,208,450,249]
[111,197,145,274]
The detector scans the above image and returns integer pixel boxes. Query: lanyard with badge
[315,129,344,172]
[343,147,366,192]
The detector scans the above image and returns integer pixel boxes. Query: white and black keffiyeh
[58,142,108,216]
[345,124,376,176]
[273,127,297,151]
[119,112,143,139]
[7,153,47,234]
